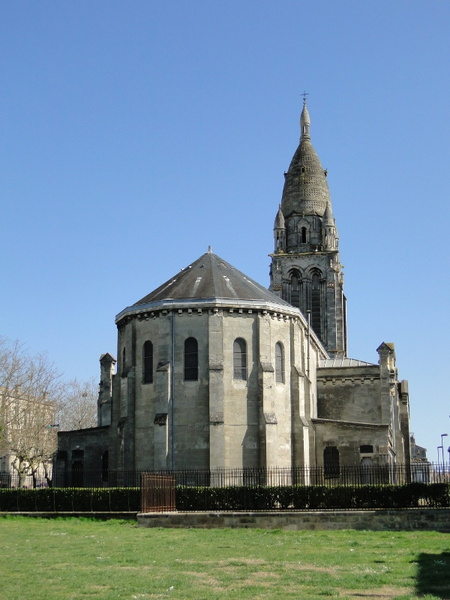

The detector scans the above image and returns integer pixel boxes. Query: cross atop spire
[301,91,309,106]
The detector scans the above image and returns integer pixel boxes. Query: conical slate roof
[281,103,330,218]
[134,250,292,306]
[116,250,295,322]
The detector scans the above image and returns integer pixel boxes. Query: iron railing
[0,462,441,489]
[1,464,448,512]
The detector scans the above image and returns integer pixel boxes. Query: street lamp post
[437,445,443,468]
[440,434,448,468]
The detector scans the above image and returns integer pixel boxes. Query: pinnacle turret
[323,202,333,222]
[273,205,286,252]
[274,205,285,229]
[322,202,339,251]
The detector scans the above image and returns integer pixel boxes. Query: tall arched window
[311,272,322,338]
[142,341,153,384]
[184,337,198,381]
[324,446,340,478]
[301,227,307,243]
[233,338,247,380]
[275,342,285,383]
[290,272,300,308]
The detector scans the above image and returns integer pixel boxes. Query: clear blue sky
[1,1,449,462]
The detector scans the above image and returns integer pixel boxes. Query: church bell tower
[270,101,347,357]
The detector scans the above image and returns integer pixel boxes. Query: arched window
[142,341,153,384]
[233,338,247,380]
[311,272,322,338]
[184,337,198,381]
[290,272,300,308]
[301,227,307,243]
[324,446,340,478]
[275,342,285,383]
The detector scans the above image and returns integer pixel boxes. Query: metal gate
[140,473,176,512]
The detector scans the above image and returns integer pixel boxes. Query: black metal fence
[1,465,449,512]
[2,462,445,490]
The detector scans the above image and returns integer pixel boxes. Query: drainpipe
[170,310,175,470]
[306,310,311,378]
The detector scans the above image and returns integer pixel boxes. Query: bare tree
[57,377,98,431]
[0,337,100,486]
[0,337,62,486]
[6,393,57,487]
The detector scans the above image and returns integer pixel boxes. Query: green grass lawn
[0,516,449,600]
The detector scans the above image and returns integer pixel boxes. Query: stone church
[57,102,411,482]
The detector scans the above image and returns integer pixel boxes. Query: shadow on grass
[416,552,450,598]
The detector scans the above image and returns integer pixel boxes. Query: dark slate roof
[132,251,293,308]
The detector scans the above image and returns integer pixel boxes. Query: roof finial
[207,245,213,253]
[300,93,311,141]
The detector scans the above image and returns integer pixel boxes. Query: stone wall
[137,509,450,532]
[317,365,381,423]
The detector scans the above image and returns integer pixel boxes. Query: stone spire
[280,103,331,227]
[300,101,311,140]
[269,102,347,357]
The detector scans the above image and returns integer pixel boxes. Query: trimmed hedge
[175,483,450,511]
[0,482,448,513]
[0,487,140,512]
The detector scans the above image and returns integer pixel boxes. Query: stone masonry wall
[137,509,450,532]
[317,366,381,423]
